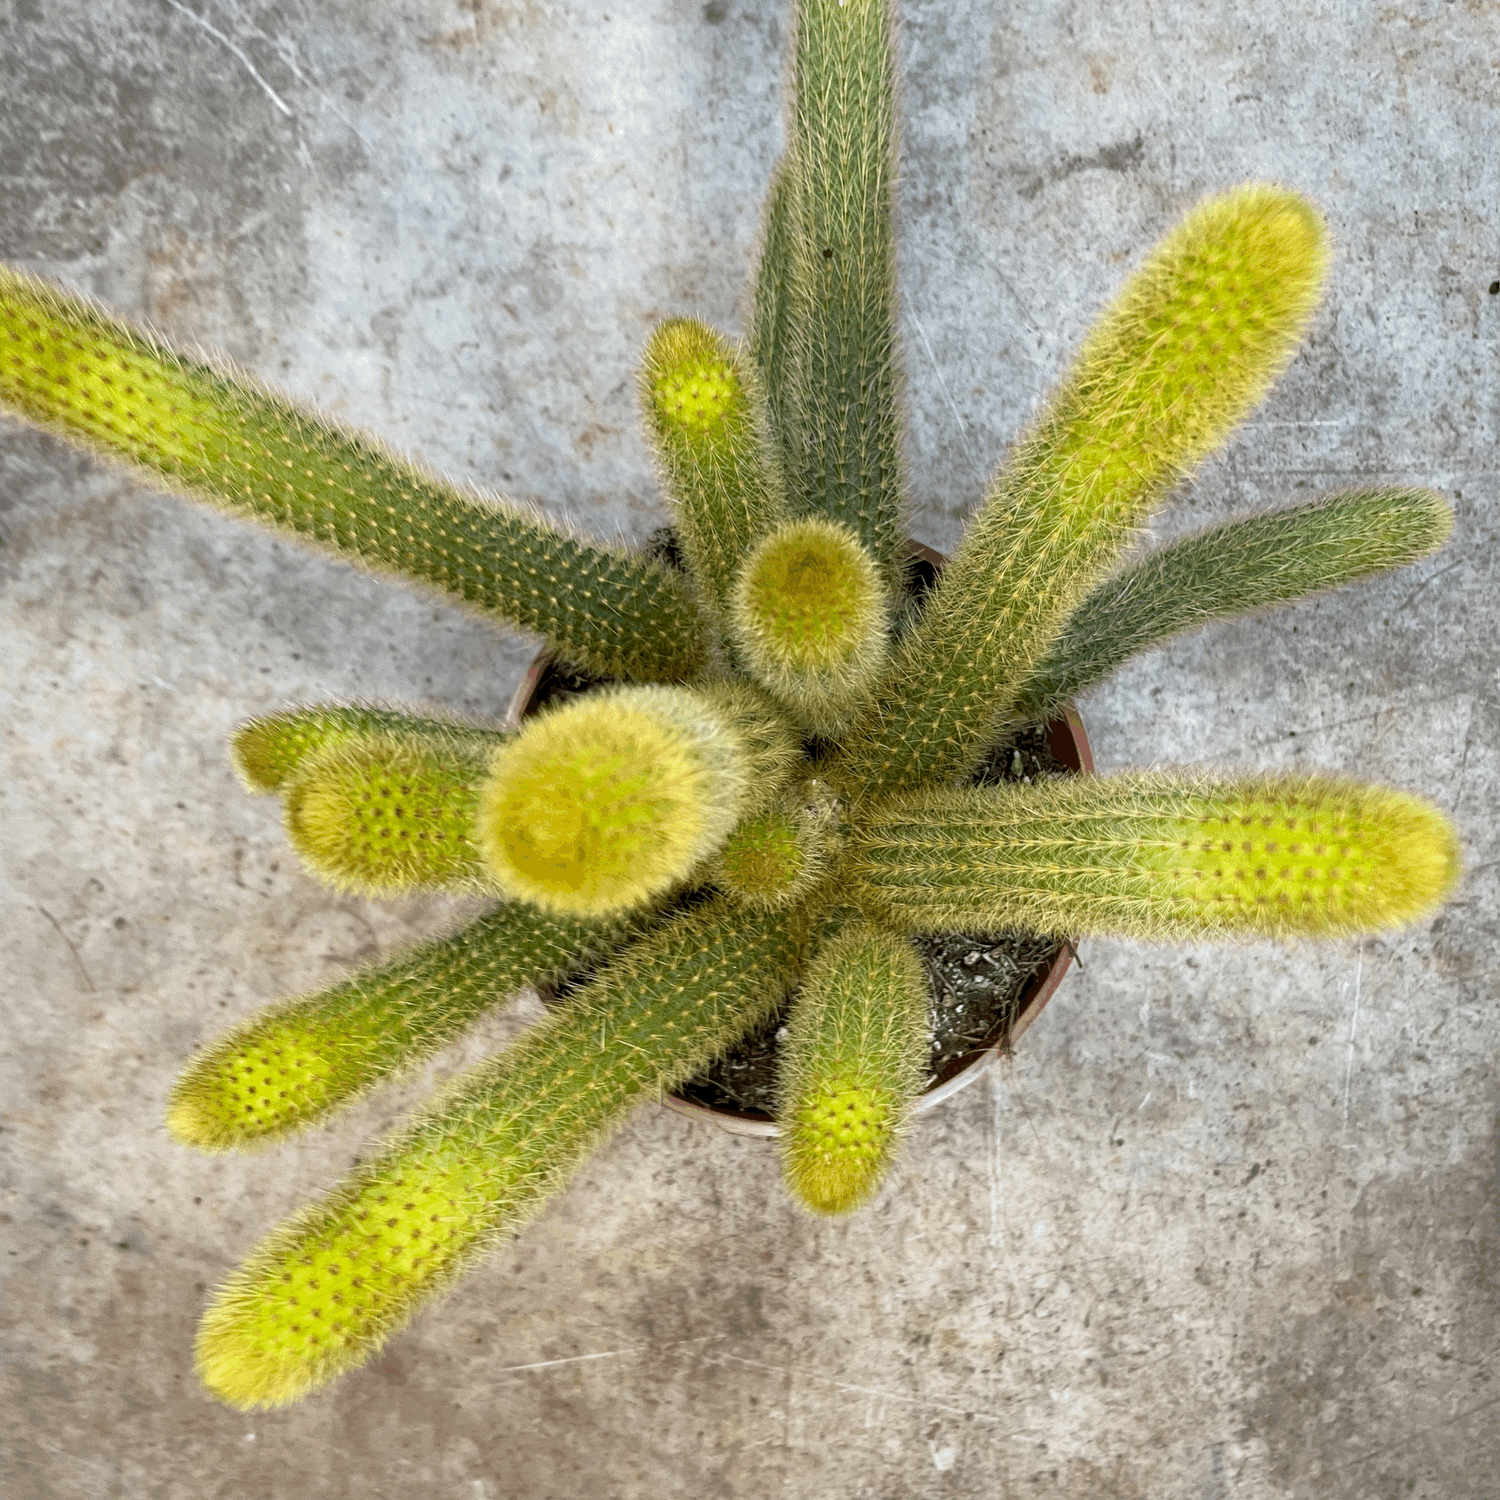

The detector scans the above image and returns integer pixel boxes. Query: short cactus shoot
[0,0,1460,1411]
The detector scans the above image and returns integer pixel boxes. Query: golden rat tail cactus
[0,0,1462,1411]
[731,517,891,735]
[779,923,929,1214]
[847,775,1460,940]
[639,317,787,617]
[166,903,641,1151]
[831,184,1332,798]
[194,897,807,1409]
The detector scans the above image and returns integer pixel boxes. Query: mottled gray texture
[2,1,1496,1496]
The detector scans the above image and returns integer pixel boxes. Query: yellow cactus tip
[719,814,803,894]
[282,737,483,895]
[164,1086,218,1151]
[229,718,292,793]
[1371,787,1464,927]
[476,686,746,916]
[784,1083,893,1216]
[645,318,741,435]
[736,517,884,671]
[1185,181,1331,329]
[714,803,826,909]
[653,359,739,433]
[165,1028,316,1153]
[195,1303,324,1412]
[787,1159,878,1217]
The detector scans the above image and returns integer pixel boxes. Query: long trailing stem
[231,704,511,794]
[833,185,1332,797]
[1012,487,1454,724]
[639,318,788,619]
[747,159,800,465]
[845,772,1460,939]
[167,904,640,1150]
[0,267,709,683]
[778,923,928,1215]
[783,0,909,593]
[194,896,809,1410]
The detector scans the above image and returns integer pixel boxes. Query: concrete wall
[2,1,1496,1495]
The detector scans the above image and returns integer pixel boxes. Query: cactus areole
[0,0,1462,1411]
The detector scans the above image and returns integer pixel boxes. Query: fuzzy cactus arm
[232,704,511,794]
[476,682,801,917]
[0,266,708,683]
[747,160,799,456]
[778,923,928,1215]
[784,0,909,590]
[1012,487,1455,725]
[193,895,807,1410]
[283,734,497,895]
[846,773,1460,939]
[639,318,788,619]
[833,185,1332,797]
[730,517,890,736]
[711,781,837,910]
[166,905,639,1151]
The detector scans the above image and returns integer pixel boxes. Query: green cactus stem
[475,683,799,917]
[711,789,834,910]
[747,160,799,461]
[835,184,1332,797]
[779,923,928,1215]
[699,676,810,801]
[1013,487,1455,725]
[166,905,638,1150]
[284,734,494,895]
[0,266,709,683]
[193,896,807,1410]
[784,0,909,591]
[730,516,890,736]
[640,318,787,618]
[232,704,511,794]
[847,773,1460,939]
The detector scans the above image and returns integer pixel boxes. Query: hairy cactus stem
[476,681,801,917]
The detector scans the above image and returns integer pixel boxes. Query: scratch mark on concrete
[209,0,375,150]
[1398,554,1463,612]
[988,1071,1005,1251]
[905,289,979,470]
[1342,947,1363,1131]
[210,0,313,84]
[163,0,294,117]
[704,1351,1012,1425]
[1243,419,1350,428]
[491,1333,714,1376]
[1449,695,1476,815]
[491,1347,645,1375]
[36,905,94,994]
[987,1071,1022,1322]
[1241,691,1467,751]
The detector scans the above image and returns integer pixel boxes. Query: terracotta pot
[503,537,1092,1138]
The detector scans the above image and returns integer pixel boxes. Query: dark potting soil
[527,528,1081,1122]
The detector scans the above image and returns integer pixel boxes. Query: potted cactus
[0,0,1459,1415]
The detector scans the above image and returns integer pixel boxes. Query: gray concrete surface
[2,1,1496,1495]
